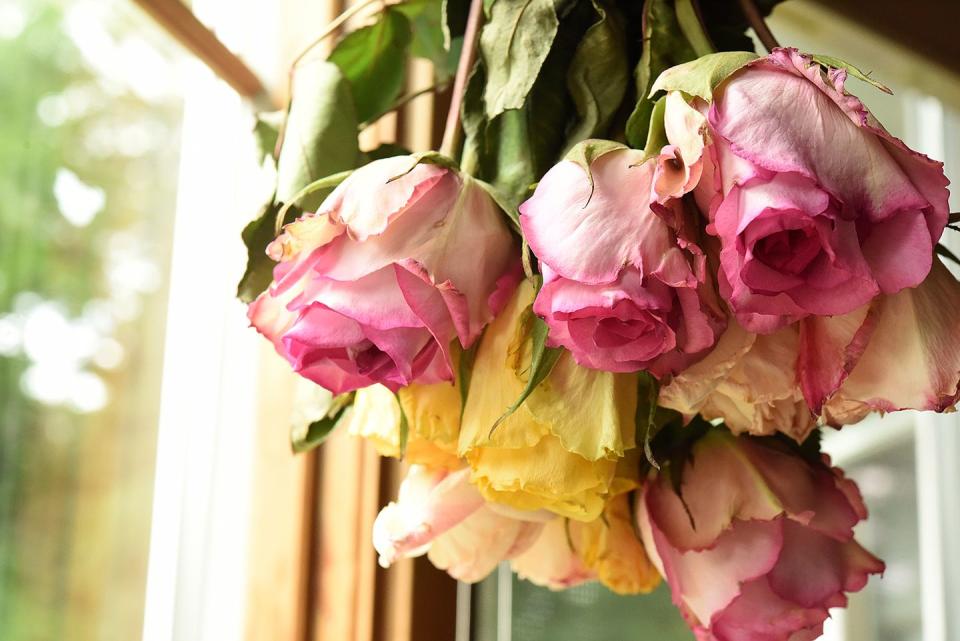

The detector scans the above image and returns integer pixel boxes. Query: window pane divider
[130,0,276,107]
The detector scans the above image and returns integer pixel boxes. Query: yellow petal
[397,344,462,460]
[348,381,462,470]
[468,434,617,521]
[460,281,638,521]
[572,494,661,595]
[346,384,402,457]
[525,355,637,461]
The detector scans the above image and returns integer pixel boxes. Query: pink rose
[696,48,949,333]
[373,465,545,583]
[248,156,521,394]
[637,429,884,641]
[519,144,725,377]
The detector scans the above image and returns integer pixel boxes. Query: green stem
[737,0,780,52]
[676,0,715,57]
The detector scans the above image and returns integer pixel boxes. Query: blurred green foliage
[0,1,183,639]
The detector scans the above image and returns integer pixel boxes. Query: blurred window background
[0,1,187,639]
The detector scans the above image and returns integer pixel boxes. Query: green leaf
[441,0,468,73]
[491,299,564,434]
[809,53,893,94]
[562,139,626,204]
[383,150,459,186]
[649,51,758,102]
[635,388,687,477]
[274,170,353,235]
[329,8,413,125]
[459,61,487,173]
[395,391,411,457]
[674,0,714,58]
[275,61,360,211]
[253,111,284,164]
[565,138,626,171]
[458,341,480,416]
[640,96,667,161]
[635,372,661,469]
[480,0,559,119]
[411,149,460,170]
[624,0,698,148]
[363,142,412,162]
[237,198,287,303]
[464,2,590,223]
[395,0,460,80]
[291,392,355,454]
[564,1,629,149]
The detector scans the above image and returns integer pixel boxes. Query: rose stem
[737,0,780,52]
[439,0,484,160]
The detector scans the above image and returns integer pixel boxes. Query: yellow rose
[571,493,661,595]
[459,280,638,522]
[346,375,462,470]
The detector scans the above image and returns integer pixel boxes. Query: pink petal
[798,301,878,414]
[373,466,486,567]
[861,208,935,293]
[248,288,298,353]
[321,156,455,240]
[824,259,960,424]
[429,508,545,583]
[710,576,828,641]
[520,150,685,284]
[664,91,706,170]
[511,518,596,590]
[712,50,941,226]
[320,176,518,346]
[643,432,785,552]
[296,265,424,330]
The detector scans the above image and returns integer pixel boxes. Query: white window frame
[140,1,282,639]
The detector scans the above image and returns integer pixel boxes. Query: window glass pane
[833,430,921,641]
[510,580,691,641]
[472,569,692,641]
[0,1,185,638]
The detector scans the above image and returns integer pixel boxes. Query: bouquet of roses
[237,0,959,638]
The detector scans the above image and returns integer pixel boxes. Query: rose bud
[637,428,884,641]
[249,155,521,394]
[373,465,546,583]
[519,143,725,378]
[693,48,949,333]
